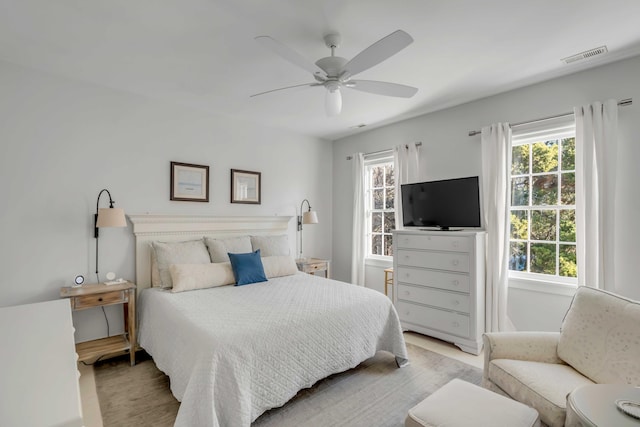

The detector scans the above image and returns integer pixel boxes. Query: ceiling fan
[251,30,418,116]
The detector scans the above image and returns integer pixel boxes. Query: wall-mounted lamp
[298,199,319,260]
[95,189,126,282]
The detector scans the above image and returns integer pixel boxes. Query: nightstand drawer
[296,258,330,278]
[73,290,126,309]
[304,262,326,272]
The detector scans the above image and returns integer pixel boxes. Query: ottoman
[406,379,541,427]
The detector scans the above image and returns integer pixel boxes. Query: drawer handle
[452,259,459,266]
[452,321,460,328]
[452,280,459,286]
[98,297,103,302]
[405,310,410,316]
[452,300,460,306]
[452,241,459,248]
[404,291,411,296]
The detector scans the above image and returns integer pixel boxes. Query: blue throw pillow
[228,249,268,286]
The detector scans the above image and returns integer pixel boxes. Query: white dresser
[393,229,486,354]
[0,299,83,427]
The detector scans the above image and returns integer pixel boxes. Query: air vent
[562,46,608,64]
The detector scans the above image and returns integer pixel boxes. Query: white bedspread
[138,272,408,427]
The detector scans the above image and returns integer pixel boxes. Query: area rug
[94,343,482,426]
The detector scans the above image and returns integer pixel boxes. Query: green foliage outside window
[369,163,395,257]
[509,137,577,279]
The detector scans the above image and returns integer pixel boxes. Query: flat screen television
[401,176,481,230]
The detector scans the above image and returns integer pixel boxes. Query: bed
[129,214,408,427]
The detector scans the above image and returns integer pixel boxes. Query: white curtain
[394,143,425,229]
[574,100,618,291]
[351,152,366,286]
[481,123,515,332]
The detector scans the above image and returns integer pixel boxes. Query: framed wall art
[170,161,209,202]
[231,169,261,204]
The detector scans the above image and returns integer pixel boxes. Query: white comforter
[138,272,408,427]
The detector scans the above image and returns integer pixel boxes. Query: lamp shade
[96,207,126,228]
[325,87,342,116]
[302,210,318,225]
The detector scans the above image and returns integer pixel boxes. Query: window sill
[364,257,393,268]
[509,276,577,297]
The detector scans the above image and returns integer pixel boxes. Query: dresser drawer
[72,290,127,309]
[395,234,471,252]
[396,249,470,273]
[397,284,470,313]
[395,266,470,293]
[396,301,470,338]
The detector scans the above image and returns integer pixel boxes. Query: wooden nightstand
[60,281,136,366]
[296,258,331,279]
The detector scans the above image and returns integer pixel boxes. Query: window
[509,123,577,283]
[365,157,395,257]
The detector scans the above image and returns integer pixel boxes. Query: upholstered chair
[482,286,640,427]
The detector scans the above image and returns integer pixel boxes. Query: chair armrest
[483,332,564,375]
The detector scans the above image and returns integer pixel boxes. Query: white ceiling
[2,0,640,140]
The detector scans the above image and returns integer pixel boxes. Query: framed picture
[170,161,209,202]
[231,169,261,204]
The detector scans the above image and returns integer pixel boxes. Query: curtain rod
[346,142,422,160]
[467,98,633,137]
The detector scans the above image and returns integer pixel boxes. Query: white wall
[0,60,332,342]
[332,55,640,331]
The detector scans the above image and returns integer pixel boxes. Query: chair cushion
[557,287,640,384]
[406,378,540,427]
[489,359,594,427]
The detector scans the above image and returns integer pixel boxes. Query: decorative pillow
[150,246,161,287]
[262,256,299,279]
[228,250,268,286]
[151,239,211,288]
[250,235,290,257]
[204,236,252,263]
[169,263,235,293]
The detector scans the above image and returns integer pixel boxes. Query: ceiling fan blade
[347,80,418,98]
[250,82,320,98]
[341,30,413,78]
[255,36,327,77]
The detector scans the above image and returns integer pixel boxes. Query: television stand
[393,229,487,354]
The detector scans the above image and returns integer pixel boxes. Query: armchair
[483,286,640,427]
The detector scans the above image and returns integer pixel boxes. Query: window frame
[364,154,395,260]
[509,125,577,286]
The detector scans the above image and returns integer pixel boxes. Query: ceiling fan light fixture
[253,30,417,116]
[325,84,342,116]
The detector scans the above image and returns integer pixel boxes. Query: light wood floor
[78,332,484,427]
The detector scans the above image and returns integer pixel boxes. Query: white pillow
[170,263,235,293]
[150,247,161,288]
[151,239,211,288]
[204,236,252,263]
[262,256,298,278]
[250,235,290,257]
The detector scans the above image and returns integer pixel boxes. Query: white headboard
[128,214,293,293]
